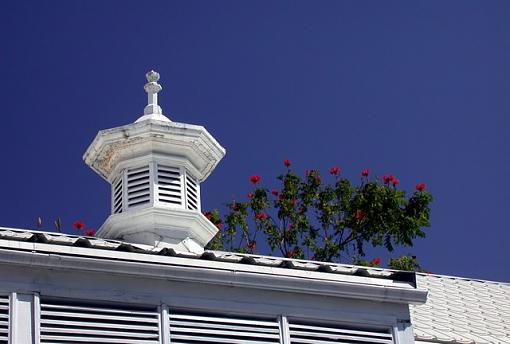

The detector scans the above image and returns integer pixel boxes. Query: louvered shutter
[0,295,8,344]
[185,174,199,210]
[288,321,393,344]
[169,311,280,344]
[39,299,160,343]
[126,166,151,208]
[157,165,183,207]
[112,177,123,214]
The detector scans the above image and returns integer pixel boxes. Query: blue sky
[1,1,509,281]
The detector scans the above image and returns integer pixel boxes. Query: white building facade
[0,71,507,343]
[0,227,424,343]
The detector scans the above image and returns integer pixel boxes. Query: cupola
[83,71,225,253]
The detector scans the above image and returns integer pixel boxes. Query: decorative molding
[0,244,428,305]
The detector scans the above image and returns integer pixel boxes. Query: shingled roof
[411,273,510,344]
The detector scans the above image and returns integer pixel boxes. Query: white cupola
[83,71,226,253]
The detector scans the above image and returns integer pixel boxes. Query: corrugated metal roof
[411,273,510,344]
[0,227,413,283]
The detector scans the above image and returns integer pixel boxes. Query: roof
[0,227,412,282]
[5,227,510,343]
[410,273,510,344]
[0,227,426,305]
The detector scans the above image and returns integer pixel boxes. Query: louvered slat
[185,175,199,210]
[169,311,280,344]
[126,166,151,208]
[157,165,182,207]
[40,299,160,343]
[288,321,393,344]
[0,295,8,344]
[113,177,123,214]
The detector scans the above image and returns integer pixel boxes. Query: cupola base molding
[98,207,217,254]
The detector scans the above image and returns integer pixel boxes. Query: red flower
[284,159,291,167]
[249,175,261,184]
[356,209,363,221]
[383,175,394,184]
[271,189,279,196]
[216,223,223,230]
[247,241,256,249]
[329,166,340,175]
[72,220,85,230]
[84,229,95,236]
[203,212,212,220]
[255,212,267,220]
[392,178,400,186]
[286,247,299,258]
[290,198,296,205]
[361,168,369,177]
[278,194,284,201]
[416,182,426,191]
[247,192,254,199]
[370,257,381,265]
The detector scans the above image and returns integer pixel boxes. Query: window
[39,298,160,343]
[287,319,393,344]
[0,295,8,344]
[168,310,280,343]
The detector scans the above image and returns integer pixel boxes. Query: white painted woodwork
[160,305,170,344]
[39,298,160,343]
[83,71,225,252]
[393,321,416,344]
[0,253,418,344]
[168,311,281,343]
[287,320,394,343]
[278,315,290,344]
[10,293,35,344]
[0,295,7,344]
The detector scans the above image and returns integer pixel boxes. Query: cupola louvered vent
[0,295,9,343]
[126,165,151,208]
[288,321,393,344]
[157,165,182,206]
[112,177,123,214]
[169,311,280,343]
[185,175,199,210]
[39,298,160,343]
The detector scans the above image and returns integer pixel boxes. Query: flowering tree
[205,160,432,268]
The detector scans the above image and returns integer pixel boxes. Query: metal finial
[146,70,160,83]
[143,70,163,115]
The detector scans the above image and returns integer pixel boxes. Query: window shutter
[185,174,199,210]
[39,299,160,343]
[0,295,8,344]
[169,311,280,343]
[112,177,123,214]
[157,165,182,207]
[126,166,151,208]
[288,321,393,344]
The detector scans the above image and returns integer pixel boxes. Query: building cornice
[0,237,427,305]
